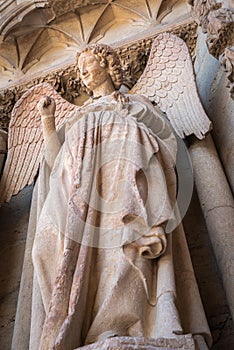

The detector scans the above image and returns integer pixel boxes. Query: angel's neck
[92,79,115,98]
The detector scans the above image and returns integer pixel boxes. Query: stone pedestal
[76,335,196,350]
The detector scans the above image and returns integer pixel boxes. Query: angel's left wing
[130,32,212,139]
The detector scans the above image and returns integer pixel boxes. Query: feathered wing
[0,83,79,204]
[130,32,212,139]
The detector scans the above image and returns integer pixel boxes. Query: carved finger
[43,96,52,108]
[37,97,47,111]
[44,96,56,108]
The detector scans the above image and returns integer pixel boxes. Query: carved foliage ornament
[188,0,221,30]
[220,46,234,98]
[189,0,234,98]
[206,7,234,58]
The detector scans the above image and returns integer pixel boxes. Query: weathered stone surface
[75,335,196,350]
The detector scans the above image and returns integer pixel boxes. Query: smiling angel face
[78,51,113,95]
[77,44,123,97]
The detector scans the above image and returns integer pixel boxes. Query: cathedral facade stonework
[0,1,233,350]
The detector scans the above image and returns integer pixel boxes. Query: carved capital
[219,46,234,98]
[190,0,234,98]
[206,7,234,57]
[190,0,221,32]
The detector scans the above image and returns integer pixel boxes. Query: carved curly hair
[76,44,123,90]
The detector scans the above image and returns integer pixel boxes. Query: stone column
[194,29,234,193]
[208,71,234,193]
[189,134,234,320]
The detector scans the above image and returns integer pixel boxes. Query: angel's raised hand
[0,83,81,204]
[37,96,56,120]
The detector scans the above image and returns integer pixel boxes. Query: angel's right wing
[0,83,80,204]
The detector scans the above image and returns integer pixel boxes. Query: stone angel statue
[1,33,212,350]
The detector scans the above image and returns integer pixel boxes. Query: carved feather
[130,32,212,139]
[0,83,79,204]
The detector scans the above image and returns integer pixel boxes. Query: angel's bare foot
[37,96,56,119]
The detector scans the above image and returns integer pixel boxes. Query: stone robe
[12,94,211,350]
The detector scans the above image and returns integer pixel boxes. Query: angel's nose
[80,69,88,77]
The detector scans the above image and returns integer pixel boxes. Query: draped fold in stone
[12,94,211,350]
